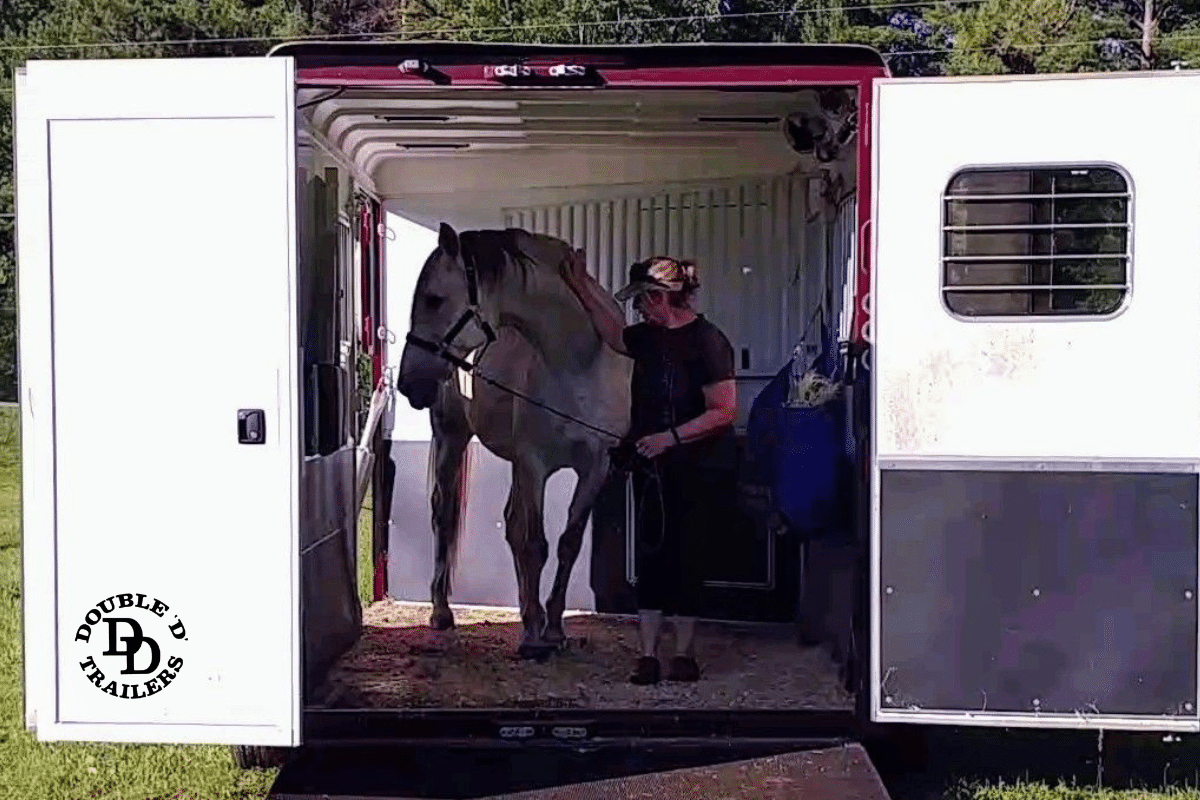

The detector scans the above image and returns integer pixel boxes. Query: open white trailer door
[871,72,1200,731]
[16,57,302,746]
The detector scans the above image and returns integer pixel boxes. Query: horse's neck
[491,266,604,373]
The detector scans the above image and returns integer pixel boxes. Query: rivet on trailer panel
[1032,588,1040,597]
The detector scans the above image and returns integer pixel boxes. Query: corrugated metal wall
[503,175,812,388]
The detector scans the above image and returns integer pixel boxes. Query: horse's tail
[426,391,474,596]
[447,444,473,586]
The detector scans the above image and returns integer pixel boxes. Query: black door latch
[237,409,266,445]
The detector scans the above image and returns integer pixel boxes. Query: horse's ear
[438,222,460,259]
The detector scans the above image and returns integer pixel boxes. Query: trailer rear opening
[20,46,1200,762]
[288,45,876,717]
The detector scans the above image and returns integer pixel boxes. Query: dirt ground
[312,600,854,710]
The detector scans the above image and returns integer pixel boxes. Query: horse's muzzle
[400,380,439,411]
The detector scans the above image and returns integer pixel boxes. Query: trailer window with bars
[941,165,1131,317]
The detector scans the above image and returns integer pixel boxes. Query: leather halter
[403,246,497,372]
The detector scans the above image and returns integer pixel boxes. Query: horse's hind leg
[429,386,472,631]
[505,458,552,660]
[544,444,611,647]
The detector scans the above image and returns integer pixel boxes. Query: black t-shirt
[622,314,738,470]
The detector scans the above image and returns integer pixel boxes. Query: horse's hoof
[517,643,556,662]
[429,609,455,631]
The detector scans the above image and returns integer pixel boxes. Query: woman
[562,251,738,685]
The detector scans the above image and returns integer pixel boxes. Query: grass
[946,782,1200,800]
[0,403,1197,799]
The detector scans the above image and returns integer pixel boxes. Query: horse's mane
[455,226,615,366]
[458,228,549,291]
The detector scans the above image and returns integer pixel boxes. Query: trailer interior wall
[285,81,863,712]
[338,88,857,627]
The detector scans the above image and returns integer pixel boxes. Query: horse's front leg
[429,387,472,631]
[505,459,552,660]
[544,443,611,647]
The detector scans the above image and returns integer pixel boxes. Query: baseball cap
[614,257,692,302]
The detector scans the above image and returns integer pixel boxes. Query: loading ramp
[267,741,891,799]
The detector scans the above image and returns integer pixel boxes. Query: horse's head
[398,222,494,410]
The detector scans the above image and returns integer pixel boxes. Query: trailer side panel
[870,73,1200,731]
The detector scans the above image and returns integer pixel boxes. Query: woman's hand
[560,247,589,289]
[636,431,676,459]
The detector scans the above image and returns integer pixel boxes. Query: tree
[393,0,947,74]
[925,0,1109,75]
[1086,0,1200,69]
[776,0,948,76]
[17,0,309,58]
[307,0,405,35]
[395,0,715,45]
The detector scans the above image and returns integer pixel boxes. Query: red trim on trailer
[297,64,885,89]
[359,204,372,355]
[853,78,875,348]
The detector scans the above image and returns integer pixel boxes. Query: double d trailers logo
[75,593,186,699]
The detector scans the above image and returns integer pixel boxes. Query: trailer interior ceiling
[285,43,881,720]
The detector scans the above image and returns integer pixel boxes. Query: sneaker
[629,656,660,685]
[667,655,700,682]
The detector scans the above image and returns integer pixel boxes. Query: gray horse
[396,223,632,659]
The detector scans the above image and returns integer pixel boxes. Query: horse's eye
[424,295,445,312]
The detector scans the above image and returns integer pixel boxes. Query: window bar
[942,223,1128,232]
[944,254,1127,262]
[943,284,1128,293]
[944,191,1129,201]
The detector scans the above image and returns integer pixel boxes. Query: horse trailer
[13,41,1200,797]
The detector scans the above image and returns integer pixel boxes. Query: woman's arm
[669,323,737,443]
[672,379,736,443]
[560,249,629,355]
[636,378,736,458]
